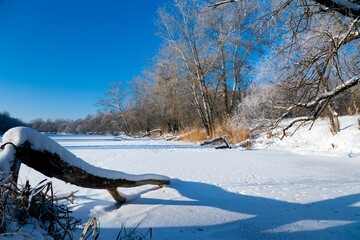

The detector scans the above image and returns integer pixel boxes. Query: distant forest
[0,112,27,135]
[0,112,123,135]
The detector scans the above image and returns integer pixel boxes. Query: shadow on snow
[77,179,360,240]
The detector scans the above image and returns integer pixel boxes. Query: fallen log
[0,127,170,203]
[200,136,232,149]
[142,128,163,138]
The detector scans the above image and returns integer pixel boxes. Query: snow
[0,143,16,179]
[257,115,360,156]
[0,116,360,239]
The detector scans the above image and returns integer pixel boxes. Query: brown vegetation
[180,121,251,145]
[0,179,79,239]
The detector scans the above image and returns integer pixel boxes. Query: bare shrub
[232,83,283,132]
[0,179,79,239]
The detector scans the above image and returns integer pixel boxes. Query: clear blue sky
[0,0,166,122]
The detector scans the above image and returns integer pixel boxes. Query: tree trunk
[327,104,340,134]
[219,44,230,115]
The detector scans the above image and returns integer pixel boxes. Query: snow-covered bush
[231,83,283,131]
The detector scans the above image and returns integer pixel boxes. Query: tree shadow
[127,179,360,239]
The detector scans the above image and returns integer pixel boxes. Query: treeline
[28,114,121,135]
[0,112,27,134]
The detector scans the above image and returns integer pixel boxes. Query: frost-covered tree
[213,0,360,134]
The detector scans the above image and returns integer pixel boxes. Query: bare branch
[273,75,360,136]
[208,0,242,8]
[313,0,360,19]
[209,0,360,19]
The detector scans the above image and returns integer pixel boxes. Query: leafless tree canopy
[220,0,360,135]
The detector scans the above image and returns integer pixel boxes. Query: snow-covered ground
[1,116,360,239]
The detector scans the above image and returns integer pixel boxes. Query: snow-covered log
[0,127,170,203]
[142,128,163,138]
[201,136,232,149]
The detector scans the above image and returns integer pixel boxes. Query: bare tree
[270,2,360,134]
[158,0,219,136]
[149,51,196,134]
[204,2,264,116]
[210,0,360,134]
[98,82,132,135]
[156,0,269,136]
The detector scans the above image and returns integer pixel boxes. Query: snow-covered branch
[304,75,360,108]
[0,127,170,203]
[273,76,360,137]
[209,0,360,18]
[313,0,360,18]
[208,0,242,8]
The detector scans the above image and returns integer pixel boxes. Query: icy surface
[0,116,359,239]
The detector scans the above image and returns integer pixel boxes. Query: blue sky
[0,0,166,122]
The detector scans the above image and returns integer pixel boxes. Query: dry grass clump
[216,121,250,144]
[80,217,152,240]
[179,127,209,142]
[180,122,251,145]
[0,179,79,239]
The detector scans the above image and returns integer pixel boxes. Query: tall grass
[0,179,79,239]
[180,121,251,145]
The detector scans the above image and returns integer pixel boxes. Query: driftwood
[238,139,253,149]
[0,127,170,204]
[142,128,163,138]
[54,190,79,204]
[200,136,232,149]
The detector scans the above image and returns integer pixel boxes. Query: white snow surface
[0,116,360,239]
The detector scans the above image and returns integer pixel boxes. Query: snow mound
[255,116,360,156]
